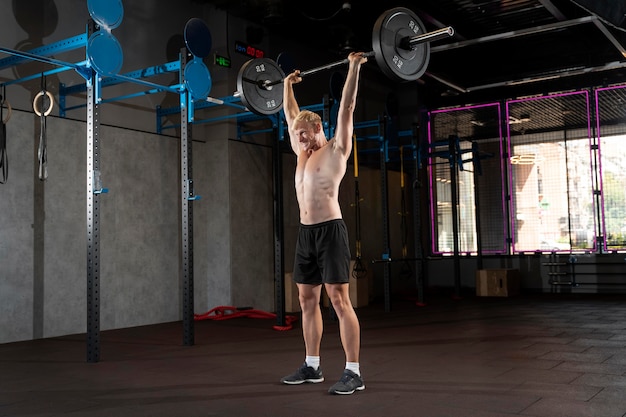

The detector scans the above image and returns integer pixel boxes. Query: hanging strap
[352,134,367,279]
[400,146,408,258]
[38,108,47,180]
[33,82,54,181]
[399,146,413,278]
[0,88,8,184]
[0,118,7,184]
[354,133,361,256]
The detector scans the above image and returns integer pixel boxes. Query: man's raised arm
[283,70,302,154]
[334,52,367,158]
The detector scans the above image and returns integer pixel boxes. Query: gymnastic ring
[33,90,54,117]
[1,99,11,124]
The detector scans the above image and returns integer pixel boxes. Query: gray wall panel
[0,111,36,343]
[195,129,232,313]
[42,116,86,338]
[98,126,180,330]
[229,140,273,311]
[0,111,198,343]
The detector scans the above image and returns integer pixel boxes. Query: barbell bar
[401,26,454,50]
[248,25,453,90]
[264,51,375,88]
[236,7,454,116]
[272,25,452,87]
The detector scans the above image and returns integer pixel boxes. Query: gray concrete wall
[194,128,232,313]
[1,111,37,342]
[229,140,274,309]
[0,110,186,343]
[0,108,282,344]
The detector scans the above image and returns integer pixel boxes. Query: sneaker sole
[329,384,365,395]
[282,377,325,385]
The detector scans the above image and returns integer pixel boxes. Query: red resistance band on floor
[194,306,298,331]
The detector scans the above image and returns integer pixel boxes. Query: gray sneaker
[281,362,324,384]
[328,369,365,395]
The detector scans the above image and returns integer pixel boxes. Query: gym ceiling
[199,0,626,108]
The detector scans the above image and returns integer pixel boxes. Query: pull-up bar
[1,61,89,88]
[0,46,93,84]
[0,46,84,71]
[0,34,88,71]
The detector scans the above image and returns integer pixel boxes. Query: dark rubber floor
[3,292,626,417]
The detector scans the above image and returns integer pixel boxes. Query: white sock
[346,361,360,376]
[305,355,320,370]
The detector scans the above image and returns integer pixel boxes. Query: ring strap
[0,120,7,184]
[38,110,48,181]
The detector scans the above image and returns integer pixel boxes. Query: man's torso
[295,138,347,225]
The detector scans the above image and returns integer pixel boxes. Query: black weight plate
[184,18,212,58]
[372,7,430,82]
[237,58,285,116]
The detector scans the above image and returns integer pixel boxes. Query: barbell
[236,7,454,116]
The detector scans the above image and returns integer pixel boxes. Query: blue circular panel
[87,0,124,29]
[185,58,212,100]
[88,30,123,75]
[184,18,212,58]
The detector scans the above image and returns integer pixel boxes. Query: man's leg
[280,283,324,385]
[325,283,359,362]
[326,282,365,394]
[298,283,323,357]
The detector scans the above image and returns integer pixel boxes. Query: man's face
[293,121,318,151]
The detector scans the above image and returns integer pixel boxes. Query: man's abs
[295,153,344,224]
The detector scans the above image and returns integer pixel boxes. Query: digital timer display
[234,41,265,59]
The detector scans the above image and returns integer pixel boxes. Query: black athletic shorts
[293,219,351,285]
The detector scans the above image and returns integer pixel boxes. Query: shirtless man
[280,52,367,395]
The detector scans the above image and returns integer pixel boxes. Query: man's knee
[298,284,321,309]
[326,287,353,315]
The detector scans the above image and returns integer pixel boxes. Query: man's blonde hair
[294,109,322,125]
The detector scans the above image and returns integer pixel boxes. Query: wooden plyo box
[476,269,520,297]
[284,272,300,313]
